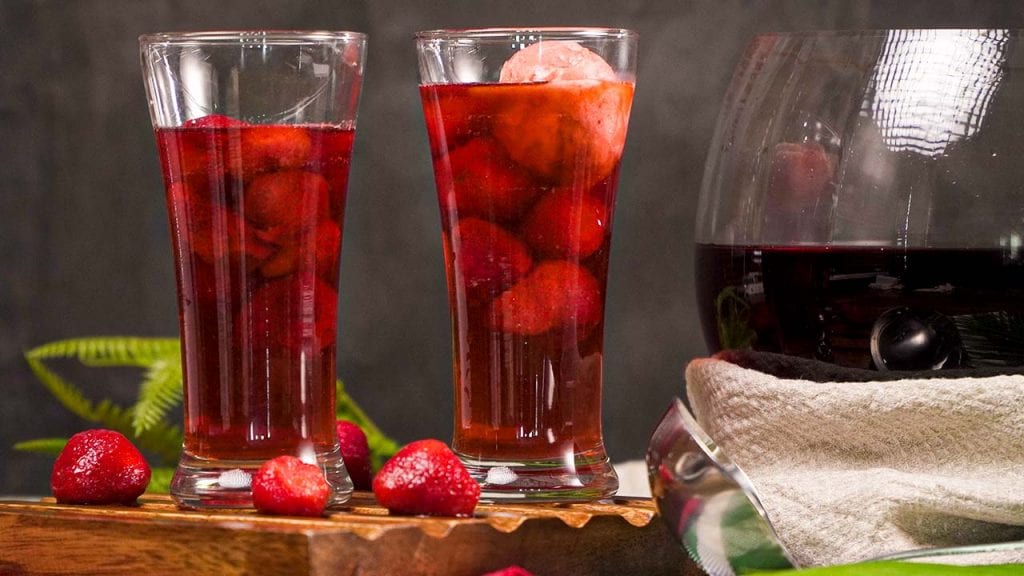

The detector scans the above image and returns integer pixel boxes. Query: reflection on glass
[868,29,1008,156]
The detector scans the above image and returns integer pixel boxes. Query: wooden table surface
[0,493,699,576]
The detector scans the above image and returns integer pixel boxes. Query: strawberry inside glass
[155,115,352,461]
[421,40,634,494]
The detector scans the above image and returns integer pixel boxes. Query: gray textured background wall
[2,1,1023,493]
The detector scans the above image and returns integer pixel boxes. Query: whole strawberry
[373,439,480,517]
[51,429,151,505]
[336,420,372,490]
[252,455,330,517]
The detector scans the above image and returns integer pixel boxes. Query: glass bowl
[696,30,1024,371]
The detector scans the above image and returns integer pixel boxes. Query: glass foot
[458,447,619,503]
[170,448,352,510]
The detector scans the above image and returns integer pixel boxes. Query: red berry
[490,261,602,335]
[768,141,834,204]
[169,183,273,268]
[521,188,609,259]
[235,126,313,176]
[422,87,484,155]
[183,114,248,129]
[242,170,329,237]
[258,218,342,280]
[244,274,338,352]
[451,218,533,299]
[305,128,355,215]
[491,81,633,188]
[435,138,541,223]
[51,429,151,505]
[500,41,617,83]
[372,439,480,517]
[483,567,536,576]
[252,455,330,517]
[335,420,372,490]
[258,241,300,279]
[158,126,231,185]
[314,219,342,278]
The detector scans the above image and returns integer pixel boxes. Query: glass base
[170,447,353,510]
[458,447,619,503]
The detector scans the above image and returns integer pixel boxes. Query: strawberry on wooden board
[372,439,480,517]
[51,429,151,505]
[336,420,372,491]
[251,455,330,517]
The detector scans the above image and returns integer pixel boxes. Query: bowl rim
[750,28,1017,39]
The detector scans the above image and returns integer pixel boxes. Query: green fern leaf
[21,337,398,476]
[93,400,182,466]
[132,357,183,436]
[27,336,180,368]
[13,438,68,456]
[147,467,175,494]
[336,379,400,470]
[23,337,183,466]
[25,345,100,425]
[954,312,1024,367]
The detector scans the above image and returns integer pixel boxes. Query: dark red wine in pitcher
[696,244,1024,370]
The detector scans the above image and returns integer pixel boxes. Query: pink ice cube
[499,41,617,83]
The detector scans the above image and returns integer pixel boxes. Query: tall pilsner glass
[140,31,366,509]
[417,28,637,501]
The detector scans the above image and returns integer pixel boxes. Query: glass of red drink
[140,31,366,509]
[416,28,637,501]
[697,30,1024,371]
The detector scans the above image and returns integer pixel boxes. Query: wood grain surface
[0,494,698,575]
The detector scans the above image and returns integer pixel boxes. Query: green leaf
[147,467,175,494]
[13,438,68,456]
[24,337,183,466]
[954,312,1024,367]
[20,337,399,479]
[756,560,1024,575]
[715,286,757,350]
[132,356,183,436]
[336,379,400,470]
[28,337,181,368]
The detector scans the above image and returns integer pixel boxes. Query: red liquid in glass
[155,121,353,460]
[421,81,634,462]
[696,244,1024,369]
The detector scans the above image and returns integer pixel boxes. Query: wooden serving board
[0,494,698,576]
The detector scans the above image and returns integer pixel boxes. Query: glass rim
[415,27,637,41]
[751,28,1017,39]
[139,30,367,45]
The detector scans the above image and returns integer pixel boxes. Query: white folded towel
[685,356,1024,566]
